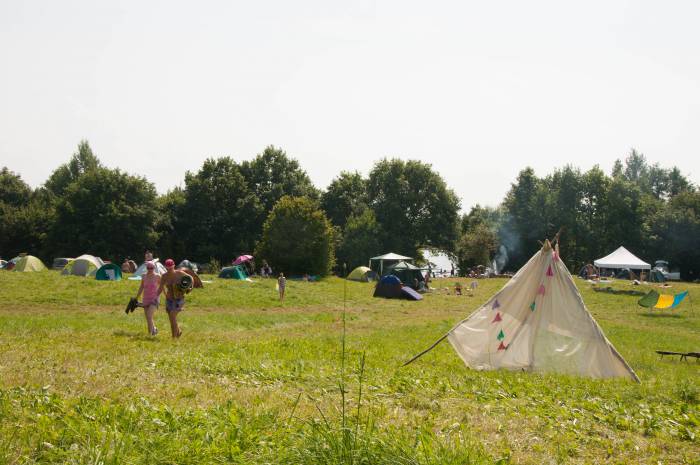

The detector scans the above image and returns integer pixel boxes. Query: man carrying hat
[157,258,191,338]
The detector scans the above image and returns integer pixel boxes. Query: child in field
[135,261,159,336]
[277,272,286,301]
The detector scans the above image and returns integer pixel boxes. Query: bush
[256,196,335,276]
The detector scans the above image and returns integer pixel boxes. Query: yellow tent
[347,266,377,282]
[13,255,47,272]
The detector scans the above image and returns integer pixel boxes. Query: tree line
[458,150,699,280]
[1,142,697,279]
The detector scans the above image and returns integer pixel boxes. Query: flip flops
[125,297,139,314]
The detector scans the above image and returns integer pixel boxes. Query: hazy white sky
[1,0,698,209]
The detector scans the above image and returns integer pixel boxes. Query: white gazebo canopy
[369,252,413,276]
[594,246,650,270]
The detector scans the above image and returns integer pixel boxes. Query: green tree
[502,167,548,267]
[0,191,55,260]
[456,222,497,271]
[155,188,187,260]
[321,171,368,228]
[0,167,32,208]
[50,168,158,260]
[335,208,383,272]
[179,158,262,263]
[601,177,645,254]
[648,191,700,281]
[611,159,624,178]
[542,166,583,268]
[45,140,102,196]
[239,146,318,214]
[623,148,648,185]
[255,196,335,276]
[0,169,53,260]
[460,204,501,233]
[579,166,610,261]
[668,167,693,197]
[367,159,460,256]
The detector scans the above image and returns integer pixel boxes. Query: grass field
[0,271,698,464]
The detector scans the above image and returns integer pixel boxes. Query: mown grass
[0,271,698,464]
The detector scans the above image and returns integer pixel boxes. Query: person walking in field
[135,261,159,336]
[157,258,191,338]
[277,272,286,301]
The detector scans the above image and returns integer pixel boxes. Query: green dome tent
[13,255,47,272]
[219,265,248,280]
[62,254,104,277]
[95,263,122,281]
[347,266,378,282]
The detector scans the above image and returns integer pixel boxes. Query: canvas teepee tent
[427,240,638,381]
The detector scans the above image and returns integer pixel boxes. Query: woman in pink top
[135,261,160,336]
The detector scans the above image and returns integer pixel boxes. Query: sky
[1,0,699,210]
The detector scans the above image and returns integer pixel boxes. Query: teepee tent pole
[401,332,450,367]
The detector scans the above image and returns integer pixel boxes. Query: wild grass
[0,271,698,464]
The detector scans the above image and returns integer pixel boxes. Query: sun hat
[165,258,175,267]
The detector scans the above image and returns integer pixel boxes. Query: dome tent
[347,266,377,282]
[133,259,167,277]
[178,260,198,273]
[373,275,403,298]
[95,263,122,281]
[219,265,248,280]
[62,255,104,277]
[13,255,47,272]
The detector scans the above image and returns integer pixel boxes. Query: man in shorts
[157,258,190,337]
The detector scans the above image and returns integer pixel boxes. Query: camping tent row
[2,255,122,280]
[416,240,638,381]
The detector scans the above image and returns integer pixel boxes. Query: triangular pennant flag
[497,341,507,351]
[497,329,505,340]
[538,284,546,295]
[546,265,553,277]
[492,312,502,323]
[492,300,501,310]
[530,302,536,311]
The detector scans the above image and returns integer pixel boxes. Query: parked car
[654,260,681,281]
[52,257,72,270]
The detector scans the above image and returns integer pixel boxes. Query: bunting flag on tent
[638,290,689,310]
[444,240,639,381]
